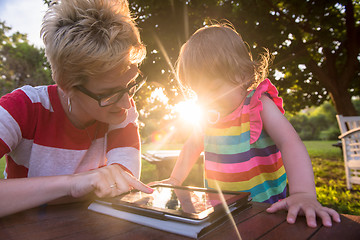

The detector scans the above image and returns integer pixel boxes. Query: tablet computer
[100,184,251,224]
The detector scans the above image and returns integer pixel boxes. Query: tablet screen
[111,185,250,221]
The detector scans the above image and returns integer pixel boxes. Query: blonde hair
[41,0,146,91]
[176,23,270,93]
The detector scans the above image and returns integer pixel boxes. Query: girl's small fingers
[316,209,332,227]
[286,205,300,224]
[326,207,341,223]
[318,207,341,226]
[148,181,159,186]
[266,200,287,213]
[304,208,317,228]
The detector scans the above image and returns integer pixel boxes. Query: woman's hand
[68,164,153,199]
[266,193,341,228]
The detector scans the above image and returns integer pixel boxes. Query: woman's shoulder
[27,85,58,112]
[0,85,59,118]
[6,85,54,102]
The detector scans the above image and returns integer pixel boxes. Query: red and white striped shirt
[0,85,141,179]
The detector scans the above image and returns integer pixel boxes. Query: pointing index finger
[121,171,154,194]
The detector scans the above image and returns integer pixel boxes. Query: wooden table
[1,201,359,240]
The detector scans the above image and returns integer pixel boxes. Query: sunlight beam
[213,180,242,240]
[152,33,190,99]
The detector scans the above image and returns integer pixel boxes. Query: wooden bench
[336,115,360,189]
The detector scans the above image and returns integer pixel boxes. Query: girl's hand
[68,164,153,198]
[266,193,341,228]
[148,177,181,187]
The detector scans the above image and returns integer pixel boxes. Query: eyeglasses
[75,76,146,107]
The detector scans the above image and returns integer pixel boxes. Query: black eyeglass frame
[75,76,146,107]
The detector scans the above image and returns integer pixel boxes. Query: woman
[0,0,152,217]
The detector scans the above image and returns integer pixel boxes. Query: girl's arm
[150,132,204,186]
[259,95,340,227]
[0,164,153,217]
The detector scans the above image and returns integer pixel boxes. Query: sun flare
[175,100,203,125]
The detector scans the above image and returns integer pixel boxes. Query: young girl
[156,23,340,228]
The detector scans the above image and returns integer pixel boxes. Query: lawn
[304,141,360,215]
[1,140,359,215]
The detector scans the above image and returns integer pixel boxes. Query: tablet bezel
[103,184,251,224]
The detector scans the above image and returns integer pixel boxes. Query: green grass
[1,140,359,215]
[305,141,360,215]
[303,141,342,159]
[0,156,4,178]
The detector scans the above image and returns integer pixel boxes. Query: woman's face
[72,64,140,126]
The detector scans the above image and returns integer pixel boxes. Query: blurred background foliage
[128,0,360,117]
[287,99,360,140]
[1,0,360,143]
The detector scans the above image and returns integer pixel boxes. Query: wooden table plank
[309,214,360,240]
[258,217,321,240]
[1,201,359,240]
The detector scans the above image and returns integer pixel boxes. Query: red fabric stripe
[35,113,109,150]
[205,157,283,182]
[0,89,37,139]
[6,156,28,178]
[35,110,92,150]
[0,138,10,158]
[34,86,107,150]
[107,123,140,152]
[211,113,250,129]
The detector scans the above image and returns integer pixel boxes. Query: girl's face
[72,64,140,126]
[193,79,246,119]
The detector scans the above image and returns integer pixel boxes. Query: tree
[130,0,359,115]
[0,22,52,96]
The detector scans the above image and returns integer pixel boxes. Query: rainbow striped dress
[204,79,287,203]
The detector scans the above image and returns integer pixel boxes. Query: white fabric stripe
[27,144,88,177]
[107,147,141,179]
[8,138,33,168]
[0,106,22,152]
[109,106,138,131]
[19,85,54,112]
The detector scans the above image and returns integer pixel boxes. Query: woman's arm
[0,164,153,217]
[259,95,340,227]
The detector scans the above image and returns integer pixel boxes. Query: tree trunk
[329,87,358,116]
[307,59,358,117]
